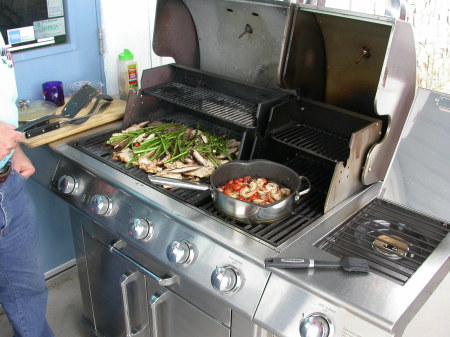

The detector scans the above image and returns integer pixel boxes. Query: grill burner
[372,232,412,260]
[317,199,450,284]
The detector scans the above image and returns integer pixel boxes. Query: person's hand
[0,121,24,160]
[11,146,35,179]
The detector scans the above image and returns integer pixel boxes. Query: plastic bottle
[117,49,138,100]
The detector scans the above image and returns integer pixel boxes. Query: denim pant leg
[0,170,54,337]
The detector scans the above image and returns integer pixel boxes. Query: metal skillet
[148,159,311,223]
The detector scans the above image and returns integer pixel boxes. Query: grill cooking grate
[197,155,327,247]
[72,129,327,248]
[197,189,324,247]
[143,82,257,128]
[71,112,243,205]
[317,199,450,284]
[271,124,350,162]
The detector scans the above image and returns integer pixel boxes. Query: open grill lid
[381,89,450,223]
[152,0,416,185]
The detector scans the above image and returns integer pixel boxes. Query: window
[0,0,66,52]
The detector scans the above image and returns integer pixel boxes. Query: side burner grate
[317,199,450,284]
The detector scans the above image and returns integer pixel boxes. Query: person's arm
[0,121,24,160]
[11,145,35,179]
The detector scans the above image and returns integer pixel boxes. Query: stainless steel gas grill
[46,1,449,337]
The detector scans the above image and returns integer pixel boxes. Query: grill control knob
[166,240,194,265]
[89,194,112,216]
[299,313,332,337]
[57,175,78,195]
[128,218,154,240]
[211,265,242,293]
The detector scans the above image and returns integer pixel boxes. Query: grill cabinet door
[146,273,230,337]
[83,229,150,337]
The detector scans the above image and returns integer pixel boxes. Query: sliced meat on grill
[112,148,134,163]
[137,154,162,173]
[183,165,215,178]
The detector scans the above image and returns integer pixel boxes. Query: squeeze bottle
[117,49,138,100]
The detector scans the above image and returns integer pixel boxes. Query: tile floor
[0,268,87,337]
[0,267,449,337]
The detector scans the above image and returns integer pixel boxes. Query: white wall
[99,0,172,97]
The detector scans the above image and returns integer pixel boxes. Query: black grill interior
[317,199,450,285]
[72,65,378,249]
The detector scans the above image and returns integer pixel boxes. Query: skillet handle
[148,175,210,191]
[296,176,311,200]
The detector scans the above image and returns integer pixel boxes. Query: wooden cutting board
[23,98,126,148]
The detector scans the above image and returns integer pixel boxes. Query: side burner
[317,198,450,284]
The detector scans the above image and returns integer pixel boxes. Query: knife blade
[24,102,111,139]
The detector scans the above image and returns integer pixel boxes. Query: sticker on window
[34,18,66,40]
[47,0,64,18]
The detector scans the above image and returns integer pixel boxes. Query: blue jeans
[0,168,54,337]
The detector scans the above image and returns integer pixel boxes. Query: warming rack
[271,124,350,163]
[142,83,257,128]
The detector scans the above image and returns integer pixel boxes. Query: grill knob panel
[57,175,78,195]
[211,265,242,293]
[128,218,154,240]
[166,240,194,265]
[89,194,112,216]
[299,313,332,337]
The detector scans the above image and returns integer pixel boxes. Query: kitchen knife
[17,84,99,132]
[24,102,111,138]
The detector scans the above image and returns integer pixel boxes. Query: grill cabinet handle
[120,271,148,337]
[110,240,179,287]
[150,290,172,337]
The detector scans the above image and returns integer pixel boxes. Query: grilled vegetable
[106,121,240,180]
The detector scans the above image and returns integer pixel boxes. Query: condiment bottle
[117,49,138,100]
